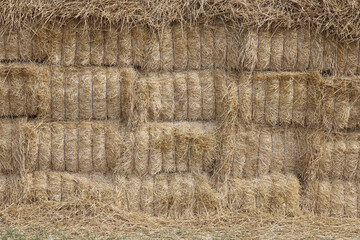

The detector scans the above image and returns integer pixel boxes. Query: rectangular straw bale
[270,29,284,71]
[162,124,176,173]
[18,27,32,61]
[292,73,307,126]
[265,73,280,126]
[78,68,92,119]
[308,132,332,181]
[149,123,162,175]
[118,28,132,67]
[213,24,227,69]
[286,174,300,216]
[61,173,76,201]
[257,30,271,70]
[334,82,350,129]
[173,23,187,70]
[92,122,107,172]
[279,74,293,125]
[330,180,345,217]
[131,26,146,69]
[51,122,65,171]
[0,71,10,116]
[242,179,256,212]
[18,121,39,173]
[296,28,310,71]
[227,178,242,210]
[227,27,241,70]
[64,122,78,172]
[321,80,335,130]
[90,24,104,65]
[344,181,357,218]
[309,32,324,71]
[258,128,272,176]
[336,43,347,75]
[4,29,19,60]
[92,68,107,119]
[47,23,62,64]
[255,176,271,212]
[159,73,175,121]
[51,67,65,120]
[214,69,228,119]
[147,73,161,121]
[189,123,206,173]
[187,71,202,120]
[175,122,190,172]
[37,124,51,171]
[230,125,245,178]
[32,171,48,201]
[316,181,331,216]
[47,171,61,201]
[159,27,173,71]
[140,176,154,214]
[105,121,122,170]
[64,68,79,120]
[252,73,266,124]
[283,128,297,174]
[113,175,127,207]
[348,84,360,128]
[194,174,218,215]
[282,29,297,71]
[323,37,337,74]
[306,72,322,126]
[8,70,26,117]
[78,122,92,172]
[331,135,346,179]
[345,41,359,75]
[32,26,48,62]
[199,70,215,120]
[187,26,201,70]
[243,127,260,178]
[0,175,6,202]
[103,25,118,66]
[238,73,252,123]
[174,72,188,121]
[135,75,149,123]
[75,22,90,65]
[106,68,120,119]
[200,25,213,69]
[0,119,13,173]
[270,128,284,173]
[120,68,136,122]
[134,125,149,177]
[144,29,160,72]
[0,34,4,61]
[344,133,359,181]
[126,175,141,211]
[154,174,169,216]
[270,173,287,214]
[217,124,235,182]
[243,30,257,71]
[170,173,195,218]
[62,20,76,66]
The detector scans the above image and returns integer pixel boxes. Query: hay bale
[322,80,335,130]
[0,175,6,202]
[113,175,127,208]
[348,83,360,128]
[269,29,284,71]
[51,122,65,171]
[187,71,202,120]
[139,176,154,214]
[174,72,188,121]
[62,20,76,66]
[270,173,287,214]
[336,43,347,75]
[159,73,175,121]
[330,180,345,217]
[126,175,141,211]
[286,174,300,216]
[213,24,227,69]
[78,122,92,172]
[47,23,62,64]
[119,125,134,175]
[255,175,271,212]
[292,73,307,126]
[252,73,266,124]
[120,68,136,122]
[38,124,51,171]
[296,28,310,71]
[64,68,79,120]
[243,127,259,178]
[106,68,120,119]
[103,25,118,66]
[189,123,207,173]
[154,174,169,216]
[344,41,359,75]
[32,171,48,201]
[90,24,104,65]
[136,74,150,124]
[78,68,92,119]
[331,135,346,179]
[92,67,107,119]
[238,73,252,123]
[144,29,160,71]
[0,70,10,117]
[334,82,350,129]
[105,121,122,170]
[134,125,149,177]
[323,37,337,74]
[62,172,76,201]
[227,27,241,70]
[265,73,280,126]
[175,122,190,172]
[18,27,32,61]
[306,72,322,126]
[279,74,293,125]
[118,28,132,67]
[243,30,257,71]
[193,174,218,215]
[316,181,331,216]
[75,21,91,65]
[159,27,173,71]
[64,122,78,172]
[32,26,48,62]
[199,70,215,120]
[6,69,26,117]
[162,124,176,173]
[200,25,213,69]
[344,181,357,218]
[344,133,359,181]
[283,128,297,174]
[309,32,324,71]
[149,123,162,175]
[169,173,195,218]
[187,26,201,70]
[258,128,272,176]
[257,30,271,70]
[147,73,161,121]
[282,29,297,71]
[173,23,187,71]
[51,67,65,120]
[270,128,284,173]
[92,122,107,172]
[47,171,61,201]
[232,125,246,178]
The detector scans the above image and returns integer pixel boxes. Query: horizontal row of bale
[1,119,358,181]
[1,64,359,129]
[1,22,359,74]
[0,120,216,175]
[0,171,300,217]
[302,180,360,218]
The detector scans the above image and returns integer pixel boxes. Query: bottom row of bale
[0,171,359,218]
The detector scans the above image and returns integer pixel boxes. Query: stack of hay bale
[0,1,359,219]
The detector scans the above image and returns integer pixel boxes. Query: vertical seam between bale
[357,41,360,74]
[10,122,13,170]
[171,25,175,71]
[264,75,267,123]
[174,127,178,172]
[31,31,34,60]
[200,26,203,70]
[75,29,78,65]
[277,76,281,123]
[119,72,122,120]
[281,30,285,70]
[91,70,94,119]
[296,30,299,69]
[102,29,106,65]
[200,71,204,120]
[305,76,309,126]
[251,75,254,122]
[186,27,189,70]
[161,127,164,173]
[16,29,20,61]
[105,70,108,119]
[77,124,79,172]
[64,70,67,119]
[256,129,261,178]
[23,73,27,116]
[116,28,120,66]
[61,25,64,65]
[91,123,94,171]
[50,126,53,170]
[291,76,295,124]
[7,74,11,117]
[158,31,162,71]
[270,129,274,173]
[283,128,286,173]
[225,26,229,69]
[77,72,80,119]
[37,133,40,171]
[148,126,151,175]
[4,31,7,59]
[186,72,189,120]
[64,125,66,171]
[269,30,273,68]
